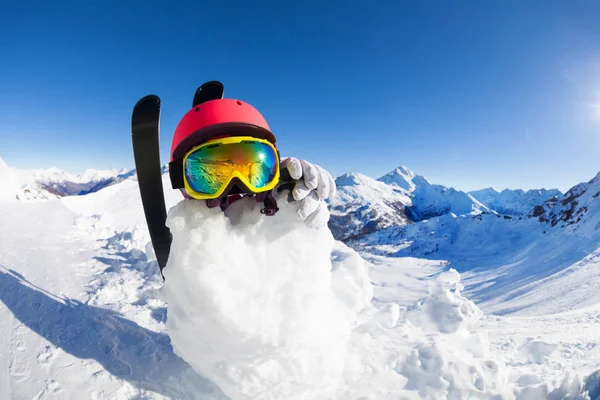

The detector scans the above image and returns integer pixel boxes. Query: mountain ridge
[330,166,490,241]
[469,187,562,216]
[0,156,137,201]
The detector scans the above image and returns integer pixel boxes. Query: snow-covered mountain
[329,166,489,241]
[0,156,135,201]
[469,187,562,215]
[533,171,600,229]
[354,170,600,316]
[25,167,136,197]
[379,166,489,219]
[328,173,412,240]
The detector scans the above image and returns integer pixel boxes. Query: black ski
[131,95,171,276]
[192,80,224,107]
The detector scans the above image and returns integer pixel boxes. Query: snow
[329,166,489,241]
[469,187,562,216]
[354,169,600,316]
[377,165,418,191]
[377,166,490,219]
[1,156,600,399]
[329,172,412,240]
[517,338,558,365]
[0,158,135,201]
[163,194,358,399]
[0,156,21,202]
[404,269,482,334]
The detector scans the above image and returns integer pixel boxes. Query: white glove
[280,157,336,228]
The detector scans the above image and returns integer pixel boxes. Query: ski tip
[198,81,224,92]
[132,95,161,130]
[134,94,160,110]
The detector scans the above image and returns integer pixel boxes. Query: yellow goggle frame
[181,136,280,200]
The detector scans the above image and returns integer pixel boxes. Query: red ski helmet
[170,98,276,162]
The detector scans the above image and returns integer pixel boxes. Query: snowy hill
[0,156,135,201]
[469,187,562,215]
[354,170,600,317]
[329,166,489,240]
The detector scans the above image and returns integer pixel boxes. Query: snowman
[132,82,371,400]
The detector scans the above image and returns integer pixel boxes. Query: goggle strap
[257,191,279,216]
[169,160,184,189]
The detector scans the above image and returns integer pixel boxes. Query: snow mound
[517,338,558,365]
[162,193,363,399]
[345,268,513,399]
[405,269,482,334]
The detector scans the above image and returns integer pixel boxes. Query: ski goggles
[169,136,280,200]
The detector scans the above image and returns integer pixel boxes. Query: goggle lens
[185,140,278,195]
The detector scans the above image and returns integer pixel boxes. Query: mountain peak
[335,172,377,187]
[377,166,430,191]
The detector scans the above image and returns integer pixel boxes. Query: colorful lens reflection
[185,140,278,195]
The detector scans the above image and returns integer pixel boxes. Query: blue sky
[1,1,600,192]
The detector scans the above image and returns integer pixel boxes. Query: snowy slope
[469,187,562,215]
[355,171,600,316]
[0,177,225,399]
